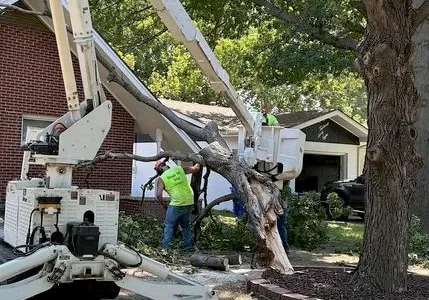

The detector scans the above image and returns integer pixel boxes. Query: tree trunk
[190,167,203,216]
[352,1,423,292]
[412,0,429,232]
[190,253,229,271]
[200,142,293,274]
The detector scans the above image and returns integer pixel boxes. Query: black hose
[140,173,159,208]
[25,208,39,252]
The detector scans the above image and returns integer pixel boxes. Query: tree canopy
[89,0,367,123]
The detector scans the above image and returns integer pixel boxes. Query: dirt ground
[113,249,429,300]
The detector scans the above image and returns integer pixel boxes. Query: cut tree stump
[223,253,242,265]
[190,253,229,271]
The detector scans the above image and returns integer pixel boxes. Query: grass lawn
[317,221,364,255]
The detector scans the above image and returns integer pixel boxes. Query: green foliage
[148,45,220,103]
[197,214,256,252]
[251,72,367,123]
[88,0,368,123]
[118,211,255,259]
[321,221,363,255]
[285,191,329,250]
[326,192,353,220]
[408,215,429,267]
[118,212,164,256]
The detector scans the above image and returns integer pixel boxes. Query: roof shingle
[161,99,339,133]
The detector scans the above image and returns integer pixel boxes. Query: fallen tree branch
[76,150,204,169]
[192,193,235,241]
[193,193,235,226]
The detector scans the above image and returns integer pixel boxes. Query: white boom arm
[23,0,112,188]
[149,0,255,135]
[149,0,305,181]
[0,244,217,300]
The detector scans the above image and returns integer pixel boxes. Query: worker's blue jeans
[162,204,194,251]
[277,210,290,253]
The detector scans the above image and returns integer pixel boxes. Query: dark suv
[320,175,365,220]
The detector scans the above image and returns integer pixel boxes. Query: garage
[295,154,342,193]
[275,110,368,193]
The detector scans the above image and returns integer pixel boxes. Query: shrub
[118,212,164,256]
[285,190,329,250]
[197,214,256,251]
[326,192,353,219]
[408,214,429,266]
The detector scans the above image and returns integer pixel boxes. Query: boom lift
[0,0,305,299]
[0,1,217,299]
[148,0,305,185]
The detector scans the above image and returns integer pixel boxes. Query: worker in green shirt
[155,159,200,251]
[251,103,279,126]
[261,106,279,126]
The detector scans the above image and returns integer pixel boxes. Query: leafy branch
[251,0,359,51]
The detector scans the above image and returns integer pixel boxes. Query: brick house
[0,1,199,219]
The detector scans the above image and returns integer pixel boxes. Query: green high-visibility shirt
[262,113,279,126]
[161,166,194,206]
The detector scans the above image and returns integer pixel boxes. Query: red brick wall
[0,9,134,201]
[119,198,168,223]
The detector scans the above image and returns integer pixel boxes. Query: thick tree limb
[96,52,229,149]
[413,0,429,31]
[0,4,47,15]
[192,193,235,242]
[76,150,204,169]
[192,193,235,226]
[252,0,359,51]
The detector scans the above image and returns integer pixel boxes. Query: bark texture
[200,142,293,274]
[190,253,229,271]
[352,0,423,292]
[412,0,429,232]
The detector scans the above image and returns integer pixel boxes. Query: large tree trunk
[412,0,429,232]
[352,0,423,292]
[200,142,293,274]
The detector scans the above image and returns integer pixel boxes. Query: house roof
[9,0,200,154]
[161,99,368,141]
[276,110,336,127]
[160,99,242,134]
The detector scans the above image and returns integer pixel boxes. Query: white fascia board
[292,111,340,130]
[293,110,368,140]
[0,0,18,11]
